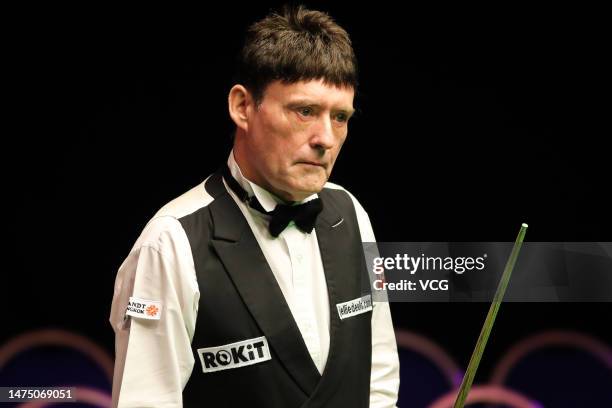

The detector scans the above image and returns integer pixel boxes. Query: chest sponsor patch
[336,294,372,320]
[197,336,272,373]
[125,296,162,320]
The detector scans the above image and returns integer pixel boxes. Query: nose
[309,116,335,153]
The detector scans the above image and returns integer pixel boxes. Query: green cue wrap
[453,223,529,408]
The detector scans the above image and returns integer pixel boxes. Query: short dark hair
[235,4,358,104]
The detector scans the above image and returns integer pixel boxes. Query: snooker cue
[453,223,529,407]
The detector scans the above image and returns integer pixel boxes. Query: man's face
[242,79,355,202]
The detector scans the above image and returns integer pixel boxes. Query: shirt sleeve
[109,216,199,408]
[348,192,401,408]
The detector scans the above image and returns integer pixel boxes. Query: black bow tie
[222,166,323,237]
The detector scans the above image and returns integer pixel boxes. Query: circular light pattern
[491,330,612,385]
[395,329,462,387]
[0,329,114,382]
[428,384,541,408]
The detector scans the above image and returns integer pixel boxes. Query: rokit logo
[197,336,272,373]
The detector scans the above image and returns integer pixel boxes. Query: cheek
[337,129,348,145]
[328,131,347,165]
[257,113,298,168]
[262,109,295,141]
[334,129,348,150]
[253,110,281,141]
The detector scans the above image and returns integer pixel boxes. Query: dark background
[4,1,610,406]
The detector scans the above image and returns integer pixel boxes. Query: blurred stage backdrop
[3,1,611,407]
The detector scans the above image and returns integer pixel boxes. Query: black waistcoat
[179,171,372,408]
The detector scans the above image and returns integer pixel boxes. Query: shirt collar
[227,150,318,213]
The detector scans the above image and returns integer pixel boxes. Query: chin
[297,180,326,195]
[279,173,328,199]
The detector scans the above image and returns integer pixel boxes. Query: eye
[334,112,349,123]
[298,106,314,117]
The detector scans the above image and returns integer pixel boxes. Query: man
[110,5,399,407]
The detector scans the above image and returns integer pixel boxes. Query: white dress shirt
[109,151,400,407]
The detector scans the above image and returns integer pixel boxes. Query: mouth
[297,161,326,168]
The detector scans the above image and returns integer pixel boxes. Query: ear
[228,84,252,132]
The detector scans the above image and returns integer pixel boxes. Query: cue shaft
[453,223,528,408]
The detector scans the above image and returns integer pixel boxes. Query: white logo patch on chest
[336,294,373,320]
[197,336,272,373]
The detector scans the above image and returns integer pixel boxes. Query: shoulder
[153,175,216,220]
[323,181,369,216]
[323,181,375,242]
[131,175,217,253]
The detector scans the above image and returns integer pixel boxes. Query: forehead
[262,79,355,108]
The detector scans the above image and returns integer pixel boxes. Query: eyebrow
[286,100,355,117]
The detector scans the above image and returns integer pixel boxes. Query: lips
[298,161,326,168]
